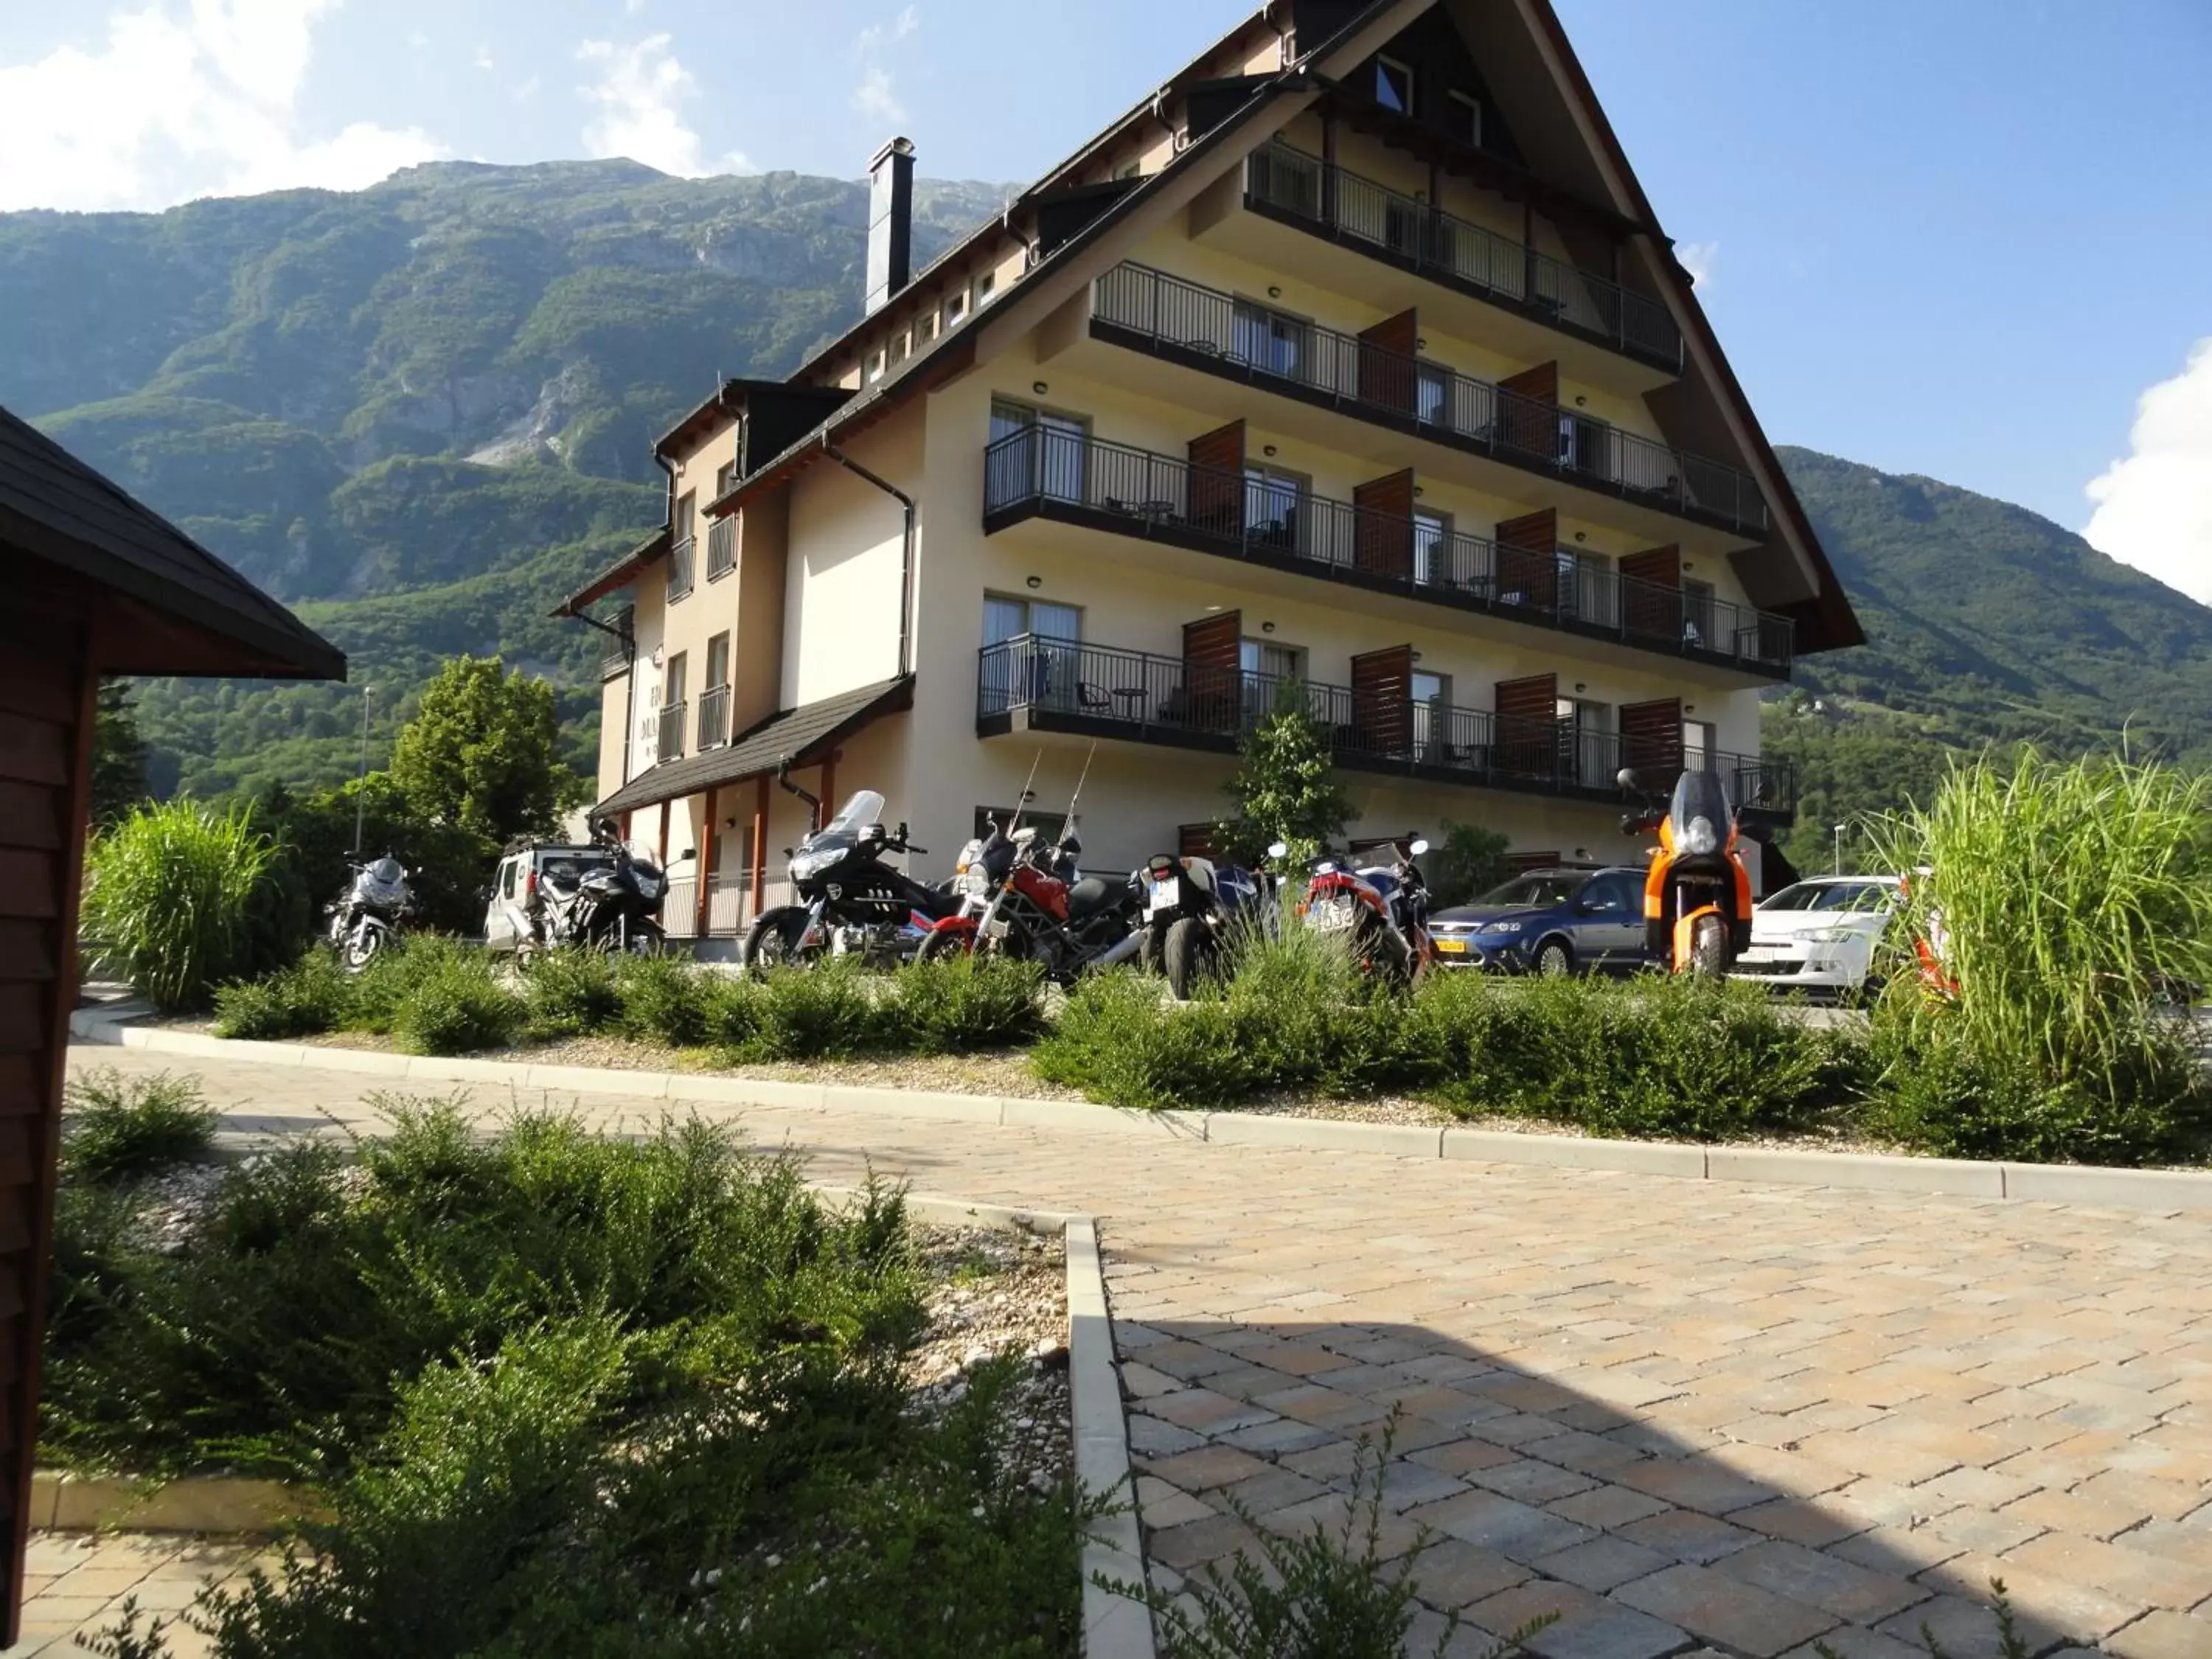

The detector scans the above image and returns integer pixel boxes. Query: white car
[1731,874,1901,998]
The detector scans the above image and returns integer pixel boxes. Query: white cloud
[1676,240,1719,290]
[577,33,721,176]
[2084,338,2212,604]
[0,0,445,211]
[850,7,917,126]
[473,45,495,71]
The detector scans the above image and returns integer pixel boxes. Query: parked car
[1425,866,1649,976]
[1731,874,1902,999]
[481,843,616,953]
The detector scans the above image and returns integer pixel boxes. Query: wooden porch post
[657,799,669,866]
[751,775,769,915]
[819,748,839,831]
[696,787,719,936]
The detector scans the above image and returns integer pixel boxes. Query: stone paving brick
[1127,1412,1208,1458]
[1879,1592,2087,1658]
[1146,1511,1261,1572]
[1371,1458,1468,1513]
[1530,1533,1673,1593]
[1139,1442,1276,1491]
[1215,1416,1339,1457]
[1613,1455,1776,1516]
[1409,1436,1523,1478]
[1777,1627,1927,1659]
[2002,1530,2212,1614]
[1405,1489,1597,1565]
[1405,1537,1529,1610]
[1465,1456,1599,1506]
[1919,1548,2149,1642]
[1729,1495,1865,1548]
[2103,1608,2212,1659]
[1711,1538,1930,1625]
[2000,1484,2156,1541]
[1613,1561,1837,1656]
[1615,1509,1759,1565]
[1545,1484,1675,1531]
[1515,1601,1692,1659]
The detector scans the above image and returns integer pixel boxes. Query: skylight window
[1375,57,1413,115]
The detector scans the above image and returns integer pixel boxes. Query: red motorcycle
[918,814,1140,981]
[1273,835,1432,986]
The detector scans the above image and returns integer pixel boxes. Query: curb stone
[1066,1217,1155,1659]
[70,1019,2212,1213]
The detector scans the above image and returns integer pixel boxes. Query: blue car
[1425,866,1652,976]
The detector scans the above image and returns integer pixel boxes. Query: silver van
[482,844,616,953]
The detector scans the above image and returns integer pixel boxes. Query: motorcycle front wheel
[343,924,386,972]
[1688,913,1730,978]
[742,907,818,974]
[914,927,972,965]
[1162,917,1216,1001]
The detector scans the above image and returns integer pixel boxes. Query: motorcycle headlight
[635,874,663,900]
[789,846,849,882]
[1681,816,1719,856]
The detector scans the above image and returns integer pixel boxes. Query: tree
[89,679,150,827]
[1216,684,1352,868]
[1425,820,1513,910]
[388,655,580,843]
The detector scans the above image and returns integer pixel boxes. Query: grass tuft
[60,1070,218,1186]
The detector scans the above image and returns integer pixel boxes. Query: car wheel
[1534,939,1573,978]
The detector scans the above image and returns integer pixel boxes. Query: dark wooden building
[0,403,344,1641]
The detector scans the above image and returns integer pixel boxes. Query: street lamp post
[1832,822,1847,875]
[351,686,375,858]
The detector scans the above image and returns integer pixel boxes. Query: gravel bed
[907,1223,1071,1497]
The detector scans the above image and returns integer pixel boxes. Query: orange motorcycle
[1618,768,1753,976]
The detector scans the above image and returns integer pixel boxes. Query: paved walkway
[37,1046,2212,1659]
[10,1533,260,1657]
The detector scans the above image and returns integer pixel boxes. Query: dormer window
[1447,89,1481,147]
[889,330,910,367]
[862,349,886,386]
[974,269,998,306]
[943,290,968,330]
[1374,56,1413,115]
[915,310,938,345]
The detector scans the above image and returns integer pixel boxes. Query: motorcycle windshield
[622,842,664,879]
[368,857,406,886]
[1669,769,1734,853]
[801,790,886,857]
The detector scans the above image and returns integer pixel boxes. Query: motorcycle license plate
[1310,897,1357,931]
[1147,877,1180,917]
[1434,936,1467,953]
[983,916,1011,939]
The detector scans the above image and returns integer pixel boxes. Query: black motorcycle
[534,819,674,957]
[325,855,413,970]
[1135,852,1270,999]
[743,787,961,970]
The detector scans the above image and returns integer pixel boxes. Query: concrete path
[35,1046,2212,1659]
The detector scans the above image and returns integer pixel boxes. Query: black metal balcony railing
[706,516,737,581]
[1092,262,1767,537]
[656,700,686,764]
[697,683,731,750]
[667,535,696,602]
[982,428,1792,670]
[1245,145,1683,370]
[977,634,1795,815]
[600,605,635,679]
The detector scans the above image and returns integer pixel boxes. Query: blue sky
[4,0,2209,596]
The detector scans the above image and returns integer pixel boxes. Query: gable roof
[0,403,345,680]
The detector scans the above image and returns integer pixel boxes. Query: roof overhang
[554,527,670,619]
[594,675,914,819]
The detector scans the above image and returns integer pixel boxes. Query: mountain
[0,159,1015,793]
[7,165,2206,822]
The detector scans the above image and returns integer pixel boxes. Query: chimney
[865,136,915,316]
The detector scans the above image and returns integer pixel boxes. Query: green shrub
[1433,974,1845,1141]
[390,953,526,1056]
[523,947,623,1037]
[80,799,281,1012]
[746,960,886,1060]
[60,1070,218,1186]
[892,954,1046,1054]
[612,952,710,1047]
[1034,972,1253,1108]
[346,934,470,1034]
[212,949,351,1040]
[1862,748,2212,1166]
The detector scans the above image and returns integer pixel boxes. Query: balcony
[1245,145,1681,372]
[1090,263,1767,538]
[599,605,634,680]
[975,634,1795,821]
[697,683,731,750]
[667,535,695,602]
[706,515,737,581]
[656,699,686,765]
[981,428,1792,675]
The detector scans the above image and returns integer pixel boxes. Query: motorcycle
[1618,767,1753,976]
[743,787,961,970]
[1274,835,1433,986]
[325,855,412,970]
[533,818,676,957]
[921,813,1140,981]
[1135,852,1270,1000]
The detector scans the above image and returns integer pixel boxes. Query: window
[1232,298,1311,381]
[990,397,1089,504]
[1682,579,1717,648]
[1242,464,1307,552]
[1240,639,1305,681]
[1557,695,1613,788]
[914,310,937,345]
[1579,872,1636,914]
[1113,158,1141,181]
[1416,364,1452,427]
[500,858,517,899]
[1447,90,1482,147]
[943,290,967,329]
[705,632,730,689]
[714,460,738,498]
[973,269,997,306]
[888,330,910,367]
[863,349,886,385]
[664,651,688,707]
[1412,669,1451,757]
[1683,718,1716,772]
[1555,548,1615,626]
[1374,56,1414,115]
[1413,510,1450,586]
[984,594,1080,645]
[981,595,1080,714]
[675,491,696,543]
